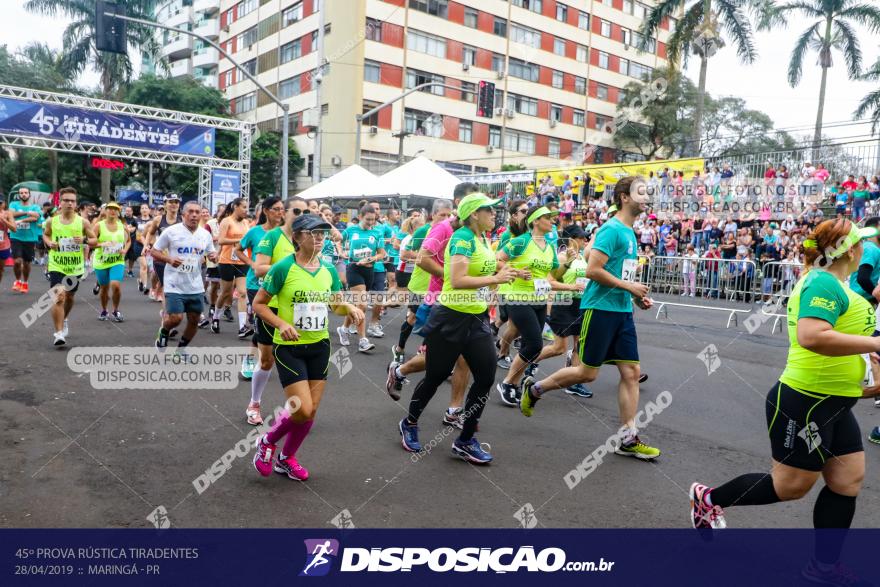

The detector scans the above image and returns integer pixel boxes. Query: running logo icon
[300,539,339,577]
[797,422,822,453]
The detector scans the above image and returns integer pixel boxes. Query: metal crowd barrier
[755,260,804,334]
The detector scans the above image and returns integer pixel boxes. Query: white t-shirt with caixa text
[153,223,216,295]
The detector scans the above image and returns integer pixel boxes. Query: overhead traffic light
[477,81,496,118]
[96,1,127,55]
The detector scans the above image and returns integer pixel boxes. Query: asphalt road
[2,275,879,530]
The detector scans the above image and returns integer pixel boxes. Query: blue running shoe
[452,437,493,464]
[869,426,880,445]
[398,418,421,452]
[565,383,593,398]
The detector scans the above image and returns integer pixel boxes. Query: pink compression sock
[282,420,313,458]
[265,410,296,444]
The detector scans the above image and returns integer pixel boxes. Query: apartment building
[143,0,222,88]
[218,0,677,189]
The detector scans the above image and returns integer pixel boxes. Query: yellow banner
[536,157,705,190]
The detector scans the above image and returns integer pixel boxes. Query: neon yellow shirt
[440,226,497,314]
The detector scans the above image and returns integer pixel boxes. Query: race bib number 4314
[294,303,328,331]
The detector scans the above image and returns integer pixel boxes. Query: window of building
[556,4,567,21]
[573,109,585,126]
[464,7,478,28]
[492,53,505,72]
[551,69,563,89]
[409,0,448,18]
[634,2,648,19]
[574,76,586,94]
[311,30,317,49]
[282,2,303,27]
[630,62,653,80]
[553,38,565,56]
[223,70,233,87]
[407,30,447,58]
[621,27,631,46]
[494,88,504,107]
[548,138,560,158]
[238,26,258,48]
[600,20,611,37]
[507,93,538,116]
[462,45,476,66]
[404,108,436,134]
[493,17,507,37]
[504,129,536,154]
[623,0,633,14]
[619,58,629,75]
[576,44,587,62]
[242,58,256,75]
[602,0,612,6]
[460,81,476,102]
[632,31,656,52]
[237,0,257,19]
[595,115,612,132]
[578,11,589,30]
[550,104,562,121]
[364,59,381,83]
[279,39,302,63]
[279,76,301,99]
[366,17,382,42]
[511,23,541,48]
[489,126,501,148]
[508,57,538,82]
[236,92,256,112]
[361,101,380,127]
[459,120,472,143]
[596,83,608,101]
[406,69,445,95]
[512,0,542,14]
[598,51,609,69]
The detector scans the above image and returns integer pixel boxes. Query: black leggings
[506,303,547,363]
[407,307,497,441]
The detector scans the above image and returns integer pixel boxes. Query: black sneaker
[127,270,134,278]
[639,373,648,384]
[92,283,100,295]
[442,408,464,430]
[198,317,210,329]
[238,325,255,339]
[155,329,169,352]
[211,319,220,334]
[223,307,234,322]
[168,329,178,339]
[496,382,518,406]
[138,281,144,293]
[385,361,406,401]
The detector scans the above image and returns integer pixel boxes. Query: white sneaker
[62,319,69,338]
[358,338,375,353]
[347,324,358,335]
[53,332,66,347]
[336,326,350,346]
[367,323,384,338]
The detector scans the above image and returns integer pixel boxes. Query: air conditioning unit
[369,125,378,135]
[495,70,505,80]
[505,109,515,119]
[549,118,557,128]
[494,107,504,117]
[486,145,494,153]
[331,155,342,167]
[462,62,470,71]
[222,25,230,33]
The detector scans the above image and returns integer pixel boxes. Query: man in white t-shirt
[151,201,217,350]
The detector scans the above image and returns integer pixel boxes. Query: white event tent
[298,164,381,200]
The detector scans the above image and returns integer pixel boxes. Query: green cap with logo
[457,192,503,221]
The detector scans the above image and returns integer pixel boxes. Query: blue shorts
[0,248,10,260]
[95,264,125,285]
[165,292,204,315]
[578,309,639,368]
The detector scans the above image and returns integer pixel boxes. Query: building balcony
[165,5,192,28]
[193,0,219,15]
[192,47,218,68]
[194,72,218,88]
[169,58,192,78]
[193,17,219,39]
[161,35,193,60]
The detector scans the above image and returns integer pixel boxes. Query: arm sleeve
[857,264,875,295]
[798,274,848,326]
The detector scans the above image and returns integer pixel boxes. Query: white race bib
[534,278,551,297]
[103,242,122,254]
[575,277,588,288]
[621,258,638,282]
[231,250,239,261]
[353,247,371,260]
[294,303,328,331]
[0,230,5,241]
[16,221,30,231]
[863,354,875,387]
[58,237,80,253]
[176,255,200,274]
[476,286,490,301]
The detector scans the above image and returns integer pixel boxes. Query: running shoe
[519,377,539,417]
[391,345,405,364]
[443,407,464,430]
[639,373,648,384]
[11,280,21,292]
[524,362,538,379]
[336,326,350,346]
[358,338,375,353]
[62,319,69,338]
[253,435,276,477]
[385,361,405,401]
[565,350,573,368]
[168,329,179,339]
[53,332,66,347]
[142,287,148,296]
[348,324,358,334]
[127,270,134,278]
[155,329,169,351]
[223,306,234,322]
[92,283,100,295]
[398,418,421,452]
[512,337,522,351]
[211,318,220,334]
[868,426,880,445]
[542,329,554,342]
[198,316,210,329]
[496,382,518,407]
[110,311,124,323]
[497,355,512,370]
[367,323,384,338]
[616,436,660,460]
[565,383,593,398]
[801,559,866,586]
[689,483,727,530]
[20,282,29,294]
[245,401,263,426]
[490,322,500,336]
[238,325,254,339]
[98,310,109,321]
[874,397,880,408]
[274,455,309,481]
[451,437,493,464]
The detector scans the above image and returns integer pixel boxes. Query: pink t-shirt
[562,199,575,214]
[421,218,454,301]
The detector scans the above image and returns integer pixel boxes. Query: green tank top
[48,215,85,276]
[779,270,876,397]
[440,226,497,314]
[561,255,589,300]
[93,220,125,270]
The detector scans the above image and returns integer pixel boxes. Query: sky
[2,3,879,146]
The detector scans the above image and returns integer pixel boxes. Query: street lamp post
[103,11,290,199]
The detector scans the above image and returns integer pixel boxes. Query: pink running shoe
[274,455,309,481]
[253,436,276,477]
[246,402,263,426]
[689,482,727,529]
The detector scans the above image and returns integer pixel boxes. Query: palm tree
[763,1,880,151]
[24,0,161,199]
[642,0,759,156]
[854,57,880,134]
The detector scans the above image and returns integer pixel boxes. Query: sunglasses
[269,206,285,212]
[291,208,304,215]
[516,208,528,214]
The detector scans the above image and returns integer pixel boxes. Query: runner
[237,196,284,425]
[134,204,152,295]
[688,218,880,586]
[0,201,15,287]
[848,215,880,408]
[494,199,528,370]
[151,201,217,351]
[393,212,425,322]
[201,205,223,328]
[93,202,131,322]
[367,201,393,339]
[43,187,96,347]
[252,213,364,481]
[398,193,515,463]
[519,176,660,460]
[339,204,386,353]
[9,185,43,293]
[214,197,250,336]
[143,194,183,304]
[122,205,138,278]
[494,204,561,406]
